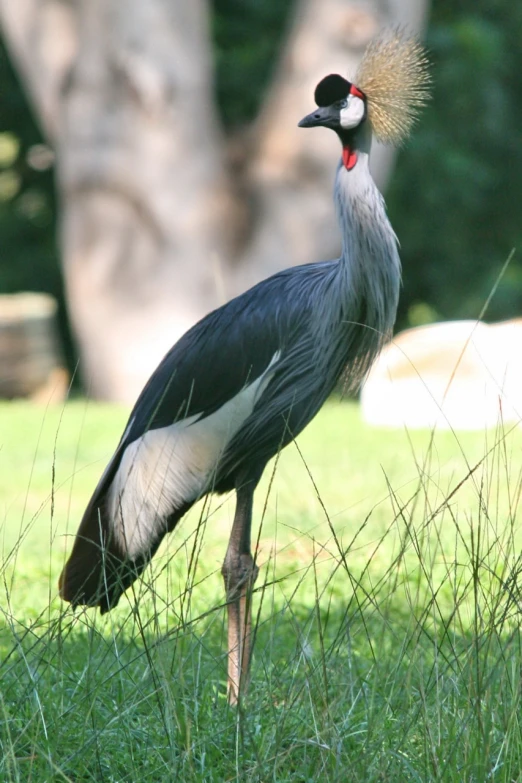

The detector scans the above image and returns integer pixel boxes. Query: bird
[59,30,430,705]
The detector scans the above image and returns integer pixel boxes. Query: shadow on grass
[1,539,522,783]
[2,400,522,781]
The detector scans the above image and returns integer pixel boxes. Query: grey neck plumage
[316,134,401,394]
[336,145,401,322]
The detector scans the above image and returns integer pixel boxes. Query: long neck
[335,130,400,319]
[323,129,402,391]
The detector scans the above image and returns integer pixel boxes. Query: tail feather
[59,446,193,613]
[58,487,142,613]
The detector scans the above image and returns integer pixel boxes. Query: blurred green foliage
[389,1,522,327]
[0,0,520,369]
[213,0,522,329]
[0,36,73,363]
[212,0,294,127]
[0,38,57,291]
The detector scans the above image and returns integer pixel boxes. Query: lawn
[1,399,522,782]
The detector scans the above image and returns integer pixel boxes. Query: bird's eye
[338,98,348,109]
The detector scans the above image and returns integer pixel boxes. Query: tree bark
[233,0,430,292]
[0,0,430,401]
[1,0,231,402]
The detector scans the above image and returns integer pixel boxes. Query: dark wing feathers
[124,259,336,452]
[59,261,333,610]
[122,278,288,446]
[125,260,336,447]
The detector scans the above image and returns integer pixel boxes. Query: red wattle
[342,146,357,171]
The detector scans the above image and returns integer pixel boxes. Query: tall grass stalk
[1,399,522,781]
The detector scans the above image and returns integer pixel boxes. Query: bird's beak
[298,106,337,129]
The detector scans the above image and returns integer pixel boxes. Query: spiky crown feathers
[356,29,430,144]
[316,29,431,146]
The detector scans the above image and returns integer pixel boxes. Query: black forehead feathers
[314,74,352,107]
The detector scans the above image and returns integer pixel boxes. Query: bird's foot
[221,552,259,600]
[222,551,259,705]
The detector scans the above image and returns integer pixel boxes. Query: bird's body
[59,30,429,704]
[61,149,399,610]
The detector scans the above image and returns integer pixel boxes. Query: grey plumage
[58,35,426,700]
[59,137,400,609]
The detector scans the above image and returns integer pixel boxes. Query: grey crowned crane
[59,31,429,705]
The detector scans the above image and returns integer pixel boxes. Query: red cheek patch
[349,85,365,100]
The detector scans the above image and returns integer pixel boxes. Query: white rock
[361,320,522,430]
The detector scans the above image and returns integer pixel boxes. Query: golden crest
[354,29,431,145]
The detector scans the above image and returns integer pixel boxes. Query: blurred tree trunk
[0,0,429,402]
[0,0,231,401]
[233,0,430,292]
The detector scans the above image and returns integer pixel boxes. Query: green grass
[1,398,522,781]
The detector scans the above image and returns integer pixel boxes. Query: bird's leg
[222,480,258,706]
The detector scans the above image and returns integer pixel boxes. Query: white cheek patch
[107,352,280,558]
[340,95,365,130]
